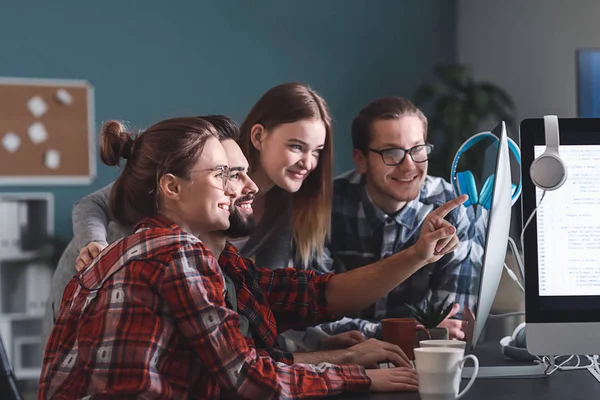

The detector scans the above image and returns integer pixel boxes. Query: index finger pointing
[432,194,468,219]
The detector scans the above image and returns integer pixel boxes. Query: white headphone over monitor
[529,115,567,190]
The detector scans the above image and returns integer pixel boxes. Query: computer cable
[503,262,524,292]
[542,355,599,376]
[520,190,547,254]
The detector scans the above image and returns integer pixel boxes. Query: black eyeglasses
[368,144,434,166]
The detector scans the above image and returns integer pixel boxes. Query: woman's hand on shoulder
[76,242,107,271]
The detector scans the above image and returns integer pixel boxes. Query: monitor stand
[462,364,547,379]
[459,340,547,379]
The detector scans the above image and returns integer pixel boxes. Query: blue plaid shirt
[314,170,485,339]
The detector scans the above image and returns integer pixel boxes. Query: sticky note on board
[2,132,21,153]
[27,95,48,118]
[28,122,48,144]
[44,149,60,170]
[55,89,73,106]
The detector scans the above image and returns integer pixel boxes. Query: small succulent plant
[405,295,455,329]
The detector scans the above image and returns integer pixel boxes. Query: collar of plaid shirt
[358,173,424,231]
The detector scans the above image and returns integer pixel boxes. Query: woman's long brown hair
[239,82,333,266]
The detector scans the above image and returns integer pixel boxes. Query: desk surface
[336,343,600,400]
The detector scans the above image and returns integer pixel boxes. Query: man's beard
[223,194,256,238]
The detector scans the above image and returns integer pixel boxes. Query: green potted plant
[405,295,455,340]
[413,64,517,179]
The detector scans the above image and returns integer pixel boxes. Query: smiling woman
[239,82,333,269]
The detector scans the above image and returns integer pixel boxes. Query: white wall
[457,0,600,125]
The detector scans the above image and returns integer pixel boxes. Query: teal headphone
[451,132,522,209]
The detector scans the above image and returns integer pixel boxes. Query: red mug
[381,318,431,360]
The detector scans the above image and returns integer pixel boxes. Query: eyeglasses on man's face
[368,143,434,166]
[189,165,231,190]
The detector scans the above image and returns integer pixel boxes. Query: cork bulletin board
[0,77,95,185]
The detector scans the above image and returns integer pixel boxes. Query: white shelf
[0,193,53,381]
[0,312,45,321]
[14,367,41,380]
[0,251,40,262]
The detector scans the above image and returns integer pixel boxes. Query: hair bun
[121,136,135,160]
[100,120,136,166]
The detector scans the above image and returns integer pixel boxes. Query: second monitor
[521,117,600,356]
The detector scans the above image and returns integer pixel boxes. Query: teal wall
[0,0,456,240]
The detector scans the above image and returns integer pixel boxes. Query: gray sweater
[42,184,129,343]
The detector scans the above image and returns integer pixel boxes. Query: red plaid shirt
[218,242,345,365]
[40,215,370,399]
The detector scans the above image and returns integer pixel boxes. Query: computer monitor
[461,121,513,349]
[521,118,600,356]
[459,122,548,379]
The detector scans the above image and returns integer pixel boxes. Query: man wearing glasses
[306,97,481,344]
